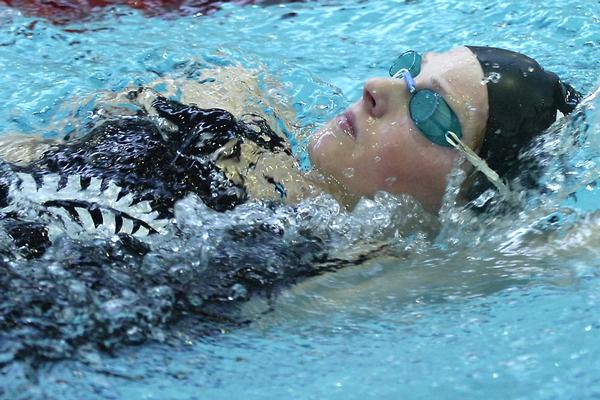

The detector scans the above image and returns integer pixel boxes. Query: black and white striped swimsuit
[0,95,289,256]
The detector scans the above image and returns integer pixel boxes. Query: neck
[303,169,360,210]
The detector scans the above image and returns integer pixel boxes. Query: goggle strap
[445,131,511,199]
[392,70,404,79]
[403,69,417,93]
[393,69,417,93]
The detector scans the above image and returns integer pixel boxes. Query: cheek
[367,122,453,193]
[376,135,425,182]
[350,124,422,191]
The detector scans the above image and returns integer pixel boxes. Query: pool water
[1,0,600,399]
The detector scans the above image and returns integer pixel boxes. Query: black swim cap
[464,46,582,200]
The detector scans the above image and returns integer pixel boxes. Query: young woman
[0,45,582,256]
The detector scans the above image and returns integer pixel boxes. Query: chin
[308,126,336,168]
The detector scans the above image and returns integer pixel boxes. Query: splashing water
[0,0,600,399]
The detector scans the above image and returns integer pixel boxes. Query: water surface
[1,0,600,399]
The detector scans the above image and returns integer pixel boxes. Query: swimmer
[0,46,586,363]
[0,45,583,257]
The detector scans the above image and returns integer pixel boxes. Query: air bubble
[343,168,355,178]
[385,176,397,186]
[374,156,382,163]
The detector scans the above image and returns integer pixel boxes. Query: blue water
[1,0,600,399]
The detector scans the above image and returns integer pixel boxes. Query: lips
[336,110,357,139]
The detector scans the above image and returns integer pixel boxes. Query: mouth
[335,110,357,139]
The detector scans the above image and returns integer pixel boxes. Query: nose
[362,78,401,119]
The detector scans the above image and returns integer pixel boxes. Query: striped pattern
[3,173,169,238]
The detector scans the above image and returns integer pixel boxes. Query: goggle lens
[389,50,422,78]
[409,89,462,147]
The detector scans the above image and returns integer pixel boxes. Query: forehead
[415,47,489,150]
[419,48,479,87]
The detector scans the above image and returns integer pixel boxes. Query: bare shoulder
[0,65,297,166]
[0,134,59,165]
[143,65,297,130]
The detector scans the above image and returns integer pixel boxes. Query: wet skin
[308,47,489,213]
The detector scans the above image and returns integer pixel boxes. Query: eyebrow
[409,55,456,102]
[428,75,461,107]
[429,76,449,96]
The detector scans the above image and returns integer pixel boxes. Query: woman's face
[308,47,488,213]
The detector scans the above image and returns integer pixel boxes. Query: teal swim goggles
[389,50,462,147]
[389,50,512,197]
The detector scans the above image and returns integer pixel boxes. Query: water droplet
[227,283,248,301]
[343,168,355,178]
[481,72,501,85]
